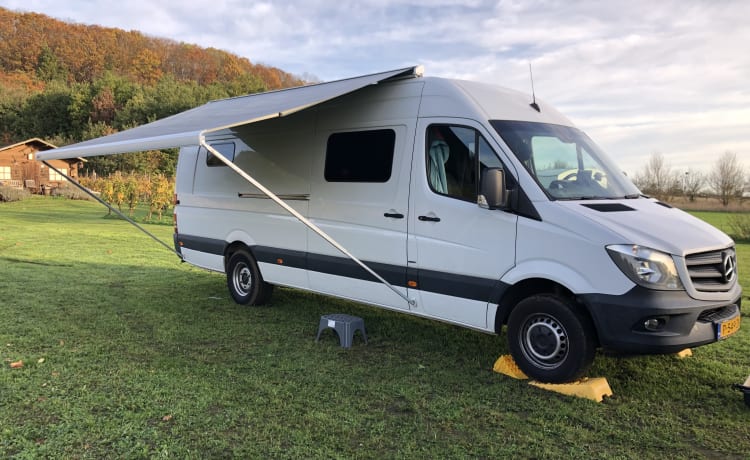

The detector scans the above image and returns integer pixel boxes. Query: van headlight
[606,244,684,290]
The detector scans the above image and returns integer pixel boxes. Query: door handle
[418,215,441,222]
[384,212,404,219]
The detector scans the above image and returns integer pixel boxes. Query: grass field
[1,197,749,458]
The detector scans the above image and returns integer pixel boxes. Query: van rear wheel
[507,295,595,383]
[226,250,274,305]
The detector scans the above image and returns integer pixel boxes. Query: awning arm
[198,133,416,307]
[42,161,183,260]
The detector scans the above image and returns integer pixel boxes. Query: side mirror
[479,168,508,210]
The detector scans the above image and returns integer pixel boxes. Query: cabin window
[0,166,10,180]
[205,142,236,167]
[325,129,396,182]
[426,124,503,202]
[48,167,67,181]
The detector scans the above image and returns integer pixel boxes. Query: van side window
[427,125,503,202]
[325,129,395,182]
[204,142,236,167]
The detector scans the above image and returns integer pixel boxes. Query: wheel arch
[494,277,600,346]
[222,231,257,271]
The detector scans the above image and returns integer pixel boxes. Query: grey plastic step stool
[316,314,368,348]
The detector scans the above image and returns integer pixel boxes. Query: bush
[0,185,31,202]
[51,184,93,201]
[729,213,750,241]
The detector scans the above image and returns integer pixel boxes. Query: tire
[226,250,274,305]
[507,295,596,383]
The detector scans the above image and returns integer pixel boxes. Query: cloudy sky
[2,0,748,176]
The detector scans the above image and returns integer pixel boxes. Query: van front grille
[685,247,737,292]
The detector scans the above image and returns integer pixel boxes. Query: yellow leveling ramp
[675,348,692,358]
[493,355,613,403]
[529,378,613,403]
[492,354,528,379]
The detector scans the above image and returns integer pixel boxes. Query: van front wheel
[226,250,274,305]
[507,295,595,383]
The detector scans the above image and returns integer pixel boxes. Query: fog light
[643,317,666,331]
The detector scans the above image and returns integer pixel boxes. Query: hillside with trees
[0,7,305,176]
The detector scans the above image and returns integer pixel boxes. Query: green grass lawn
[1,197,749,458]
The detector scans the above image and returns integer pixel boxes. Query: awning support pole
[199,134,416,307]
[42,161,183,260]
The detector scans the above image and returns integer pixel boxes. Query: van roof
[418,77,573,126]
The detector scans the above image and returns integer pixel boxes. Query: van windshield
[490,120,640,200]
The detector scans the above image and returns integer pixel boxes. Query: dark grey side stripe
[413,267,507,303]
[177,234,226,255]
[308,253,407,286]
[254,246,307,270]
[177,234,505,303]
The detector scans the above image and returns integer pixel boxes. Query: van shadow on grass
[0,255,74,267]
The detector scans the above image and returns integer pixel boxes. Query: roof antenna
[529,62,541,112]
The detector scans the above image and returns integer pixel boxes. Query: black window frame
[324,129,396,183]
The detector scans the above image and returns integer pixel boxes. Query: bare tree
[707,151,745,206]
[634,152,680,201]
[682,169,705,202]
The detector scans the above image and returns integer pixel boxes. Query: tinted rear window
[325,129,395,182]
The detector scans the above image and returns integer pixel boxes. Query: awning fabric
[37,66,422,161]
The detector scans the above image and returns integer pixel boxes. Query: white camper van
[38,66,741,383]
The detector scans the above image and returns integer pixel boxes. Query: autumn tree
[148,174,173,221]
[131,48,163,85]
[708,151,745,206]
[124,174,140,216]
[111,172,126,211]
[100,175,115,215]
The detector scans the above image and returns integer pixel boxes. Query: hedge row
[0,185,31,202]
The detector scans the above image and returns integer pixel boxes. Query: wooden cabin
[0,138,83,193]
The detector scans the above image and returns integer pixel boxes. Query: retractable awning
[37,65,422,161]
[38,65,422,307]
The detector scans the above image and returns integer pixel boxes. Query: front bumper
[580,286,742,354]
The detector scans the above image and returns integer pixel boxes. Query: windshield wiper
[562,194,641,200]
[556,196,605,201]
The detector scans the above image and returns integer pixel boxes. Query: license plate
[718,315,741,339]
